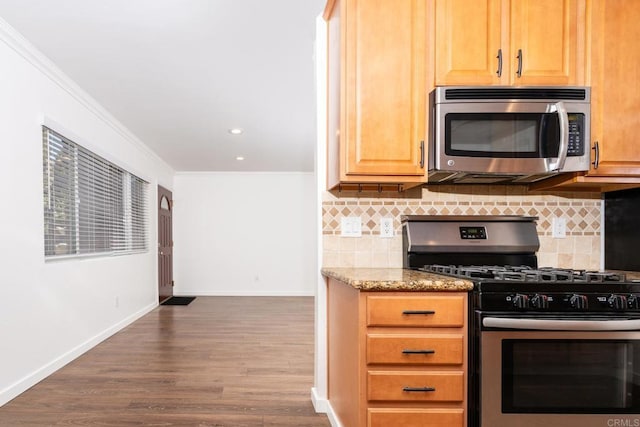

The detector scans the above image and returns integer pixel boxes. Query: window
[42,127,148,258]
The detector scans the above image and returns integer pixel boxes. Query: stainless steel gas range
[403,215,640,427]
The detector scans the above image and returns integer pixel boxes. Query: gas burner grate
[421,264,627,283]
[457,266,501,279]
[427,264,458,275]
[583,271,627,283]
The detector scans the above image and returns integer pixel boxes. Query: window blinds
[42,127,148,258]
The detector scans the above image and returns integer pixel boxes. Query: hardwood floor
[0,296,330,426]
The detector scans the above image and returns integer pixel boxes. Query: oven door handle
[483,316,640,331]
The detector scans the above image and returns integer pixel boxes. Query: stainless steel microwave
[428,86,591,184]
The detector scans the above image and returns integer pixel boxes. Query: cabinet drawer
[366,295,465,327]
[368,371,464,402]
[367,334,463,365]
[368,408,464,427]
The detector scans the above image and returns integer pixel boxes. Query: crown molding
[0,15,173,174]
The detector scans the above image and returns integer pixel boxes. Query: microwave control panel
[567,113,585,156]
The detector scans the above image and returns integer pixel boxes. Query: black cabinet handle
[496,48,503,77]
[403,386,436,393]
[402,349,435,355]
[592,141,600,169]
[402,310,435,315]
[516,49,523,78]
[419,140,425,169]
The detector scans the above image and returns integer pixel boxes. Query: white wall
[173,172,316,296]
[0,19,174,405]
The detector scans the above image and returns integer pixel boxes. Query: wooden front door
[158,186,173,303]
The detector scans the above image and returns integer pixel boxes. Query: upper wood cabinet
[530,0,640,192]
[435,0,587,86]
[324,0,428,190]
[586,0,640,177]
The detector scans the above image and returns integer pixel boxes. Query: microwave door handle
[548,101,569,171]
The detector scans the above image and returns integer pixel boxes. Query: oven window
[445,113,560,158]
[502,339,640,413]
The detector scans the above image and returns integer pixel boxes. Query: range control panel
[479,292,640,312]
[459,226,487,240]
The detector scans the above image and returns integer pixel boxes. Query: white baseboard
[311,387,342,427]
[0,302,157,407]
[311,387,327,412]
[174,291,316,297]
[325,402,342,427]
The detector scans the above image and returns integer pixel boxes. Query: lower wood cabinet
[327,278,468,427]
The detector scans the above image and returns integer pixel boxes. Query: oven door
[480,315,640,427]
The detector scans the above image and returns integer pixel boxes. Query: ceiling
[0,0,325,172]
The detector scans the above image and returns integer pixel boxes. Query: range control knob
[531,294,550,309]
[512,294,530,309]
[629,295,640,309]
[608,294,628,310]
[570,294,589,310]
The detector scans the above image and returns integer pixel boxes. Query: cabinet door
[343,0,427,176]
[510,0,585,85]
[588,0,640,176]
[434,0,503,85]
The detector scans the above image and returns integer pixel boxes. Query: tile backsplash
[322,185,602,270]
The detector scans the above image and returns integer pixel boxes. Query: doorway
[158,185,173,303]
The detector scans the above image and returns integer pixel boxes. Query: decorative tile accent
[322,185,602,270]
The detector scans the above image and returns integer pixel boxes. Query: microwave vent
[427,171,460,183]
[427,171,558,184]
[511,174,558,183]
[452,174,516,184]
[443,87,588,101]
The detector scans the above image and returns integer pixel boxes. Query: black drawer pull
[402,310,435,315]
[402,349,435,355]
[403,386,436,393]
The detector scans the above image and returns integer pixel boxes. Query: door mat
[161,296,196,306]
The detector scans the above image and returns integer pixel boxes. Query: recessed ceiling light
[236,156,245,161]
[229,128,243,135]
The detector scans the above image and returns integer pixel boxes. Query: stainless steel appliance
[605,187,640,271]
[403,215,640,427]
[428,87,591,184]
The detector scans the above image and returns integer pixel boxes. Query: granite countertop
[321,267,474,291]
